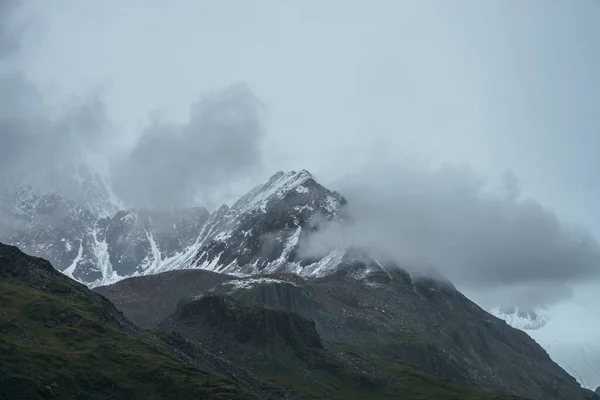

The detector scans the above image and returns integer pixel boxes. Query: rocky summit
[2,169,600,399]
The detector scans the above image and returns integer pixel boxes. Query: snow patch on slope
[89,227,121,287]
[217,277,297,294]
[232,170,313,214]
[63,239,83,279]
[140,228,161,272]
[489,307,550,331]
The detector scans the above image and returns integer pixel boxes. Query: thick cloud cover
[301,161,600,310]
[111,83,265,209]
[0,0,19,58]
[0,1,112,196]
[0,3,265,210]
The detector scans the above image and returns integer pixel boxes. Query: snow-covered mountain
[0,170,342,283]
[489,307,551,331]
[0,183,209,286]
[187,169,350,276]
[0,169,403,286]
[492,303,600,391]
[0,183,98,278]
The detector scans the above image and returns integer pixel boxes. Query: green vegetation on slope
[0,281,256,400]
[246,341,524,400]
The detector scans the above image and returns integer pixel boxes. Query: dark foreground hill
[0,242,289,400]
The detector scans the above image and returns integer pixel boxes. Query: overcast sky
[2,0,600,359]
[16,0,599,230]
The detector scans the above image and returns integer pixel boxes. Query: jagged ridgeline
[1,170,347,285]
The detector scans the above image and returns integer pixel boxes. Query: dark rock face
[213,276,320,316]
[95,207,209,277]
[171,294,323,350]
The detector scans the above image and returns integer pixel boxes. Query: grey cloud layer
[303,162,600,309]
[111,83,265,209]
[0,0,19,58]
[0,3,265,209]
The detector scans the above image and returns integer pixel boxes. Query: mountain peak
[267,169,313,184]
[191,170,347,276]
[232,169,320,214]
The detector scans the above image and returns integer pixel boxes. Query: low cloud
[1,1,113,195]
[111,83,265,210]
[0,3,265,211]
[301,161,600,310]
[0,77,112,194]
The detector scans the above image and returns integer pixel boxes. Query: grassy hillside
[0,244,257,400]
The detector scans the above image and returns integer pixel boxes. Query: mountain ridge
[2,168,598,396]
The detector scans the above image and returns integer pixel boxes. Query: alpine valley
[1,169,598,400]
